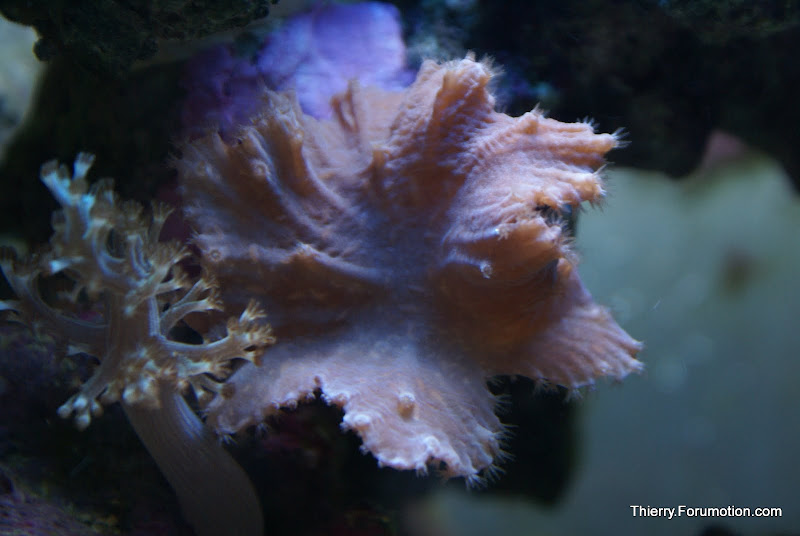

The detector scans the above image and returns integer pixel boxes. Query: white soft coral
[1,153,273,428]
[0,153,272,536]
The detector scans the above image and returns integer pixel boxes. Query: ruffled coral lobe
[178,56,642,479]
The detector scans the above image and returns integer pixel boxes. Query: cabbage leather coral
[178,56,643,481]
[0,154,273,536]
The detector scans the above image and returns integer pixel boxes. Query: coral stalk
[124,386,263,536]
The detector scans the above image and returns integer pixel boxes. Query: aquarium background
[426,153,800,536]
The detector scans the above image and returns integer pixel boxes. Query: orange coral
[179,56,643,480]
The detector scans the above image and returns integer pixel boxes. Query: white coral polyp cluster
[0,153,273,430]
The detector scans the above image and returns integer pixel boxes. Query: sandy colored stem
[124,386,264,536]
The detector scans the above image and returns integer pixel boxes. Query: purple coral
[256,1,414,118]
[181,1,414,138]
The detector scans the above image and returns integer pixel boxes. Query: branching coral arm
[0,249,105,353]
